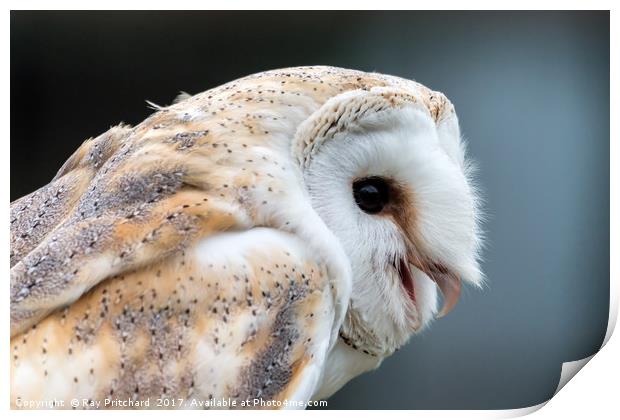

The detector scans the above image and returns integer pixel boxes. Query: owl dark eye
[352,177,390,214]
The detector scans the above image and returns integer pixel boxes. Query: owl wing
[10,125,130,268]
[11,228,338,409]
[9,123,246,337]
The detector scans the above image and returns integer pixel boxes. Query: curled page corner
[505,300,616,417]
[496,355,597,419]
[554,355,595,396]
[550,286,618,397]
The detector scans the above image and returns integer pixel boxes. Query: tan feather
[11,229,334,408]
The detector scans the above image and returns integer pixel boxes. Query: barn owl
[10,66,482,409]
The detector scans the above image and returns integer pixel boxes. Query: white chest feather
[313,340,383,401]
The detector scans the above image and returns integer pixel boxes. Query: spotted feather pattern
[11,230,334,408]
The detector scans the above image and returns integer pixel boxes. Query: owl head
[293,84,483,356]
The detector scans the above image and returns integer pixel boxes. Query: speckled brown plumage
[12,237,332,407]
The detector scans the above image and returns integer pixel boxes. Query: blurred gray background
[11,11,609,409]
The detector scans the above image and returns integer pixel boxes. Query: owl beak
[409,257,461,318]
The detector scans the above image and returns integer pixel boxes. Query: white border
[2,3,616,419]
[2,1,617,11]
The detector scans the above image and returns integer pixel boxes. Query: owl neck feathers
[339,305,400,358]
